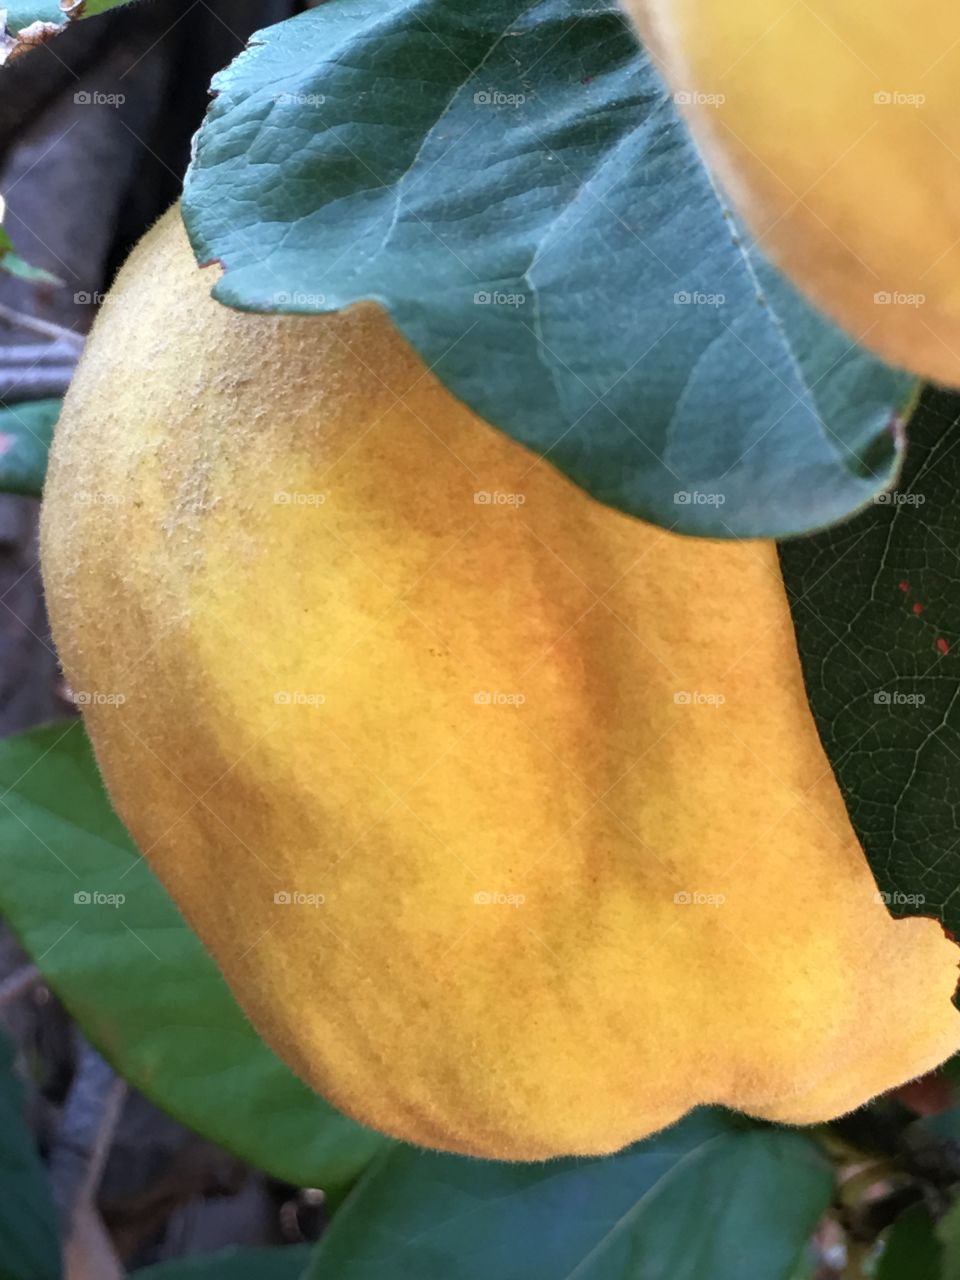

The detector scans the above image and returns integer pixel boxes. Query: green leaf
[132,1246,312,1280]
[0,225,61,281]
[0,1030,61,1280]
[182,0,912,540]
[0,251,61,285]
[780,387,960,932]
[876,1204,942,1280]
[0,399,59,496]
[304,1110,833,1280]
[0,723,389,1196]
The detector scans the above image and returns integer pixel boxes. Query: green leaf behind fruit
[0,723,389,1196]
[0,399,59,496]
[304,1110,833,1280]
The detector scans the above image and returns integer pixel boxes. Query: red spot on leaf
[913,602,924,615]
[937,638,950,656]
[899,581,910,593]
[0,433,13,459]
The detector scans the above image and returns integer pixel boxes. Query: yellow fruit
[41,207,960,1160]
[629,0,960,385]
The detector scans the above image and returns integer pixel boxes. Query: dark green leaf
[183,0,912,540]
[0,723,389,1195]
[0,1030,61,1280]
[780,388,960,931]
[876,1203,942,1280]
[304,1110,833,1280]
[939,1197,960,1279]
[132,1245,312,1280]
[0,399,59,496]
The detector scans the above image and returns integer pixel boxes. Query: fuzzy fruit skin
[629,0,960,386]
[41,208,960,1160]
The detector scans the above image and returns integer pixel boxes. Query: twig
[50,1038,128,1261]
[0,300,84,347]
[843,1238,871,1279]
[0,341,79,364]
[0,365,76,399]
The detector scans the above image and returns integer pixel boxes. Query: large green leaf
[0,1030,61,1280]
[780,388,960,931]
[0,399,59,496]
[0,723,388,1196]
[182,0,912,540]
[133,1246,312,1280]
[304,1110,834,1280]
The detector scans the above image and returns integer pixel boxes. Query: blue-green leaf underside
[183,0,913,539]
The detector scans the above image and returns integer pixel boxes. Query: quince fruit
[629,0,960,384]
[41,207,960,1159]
